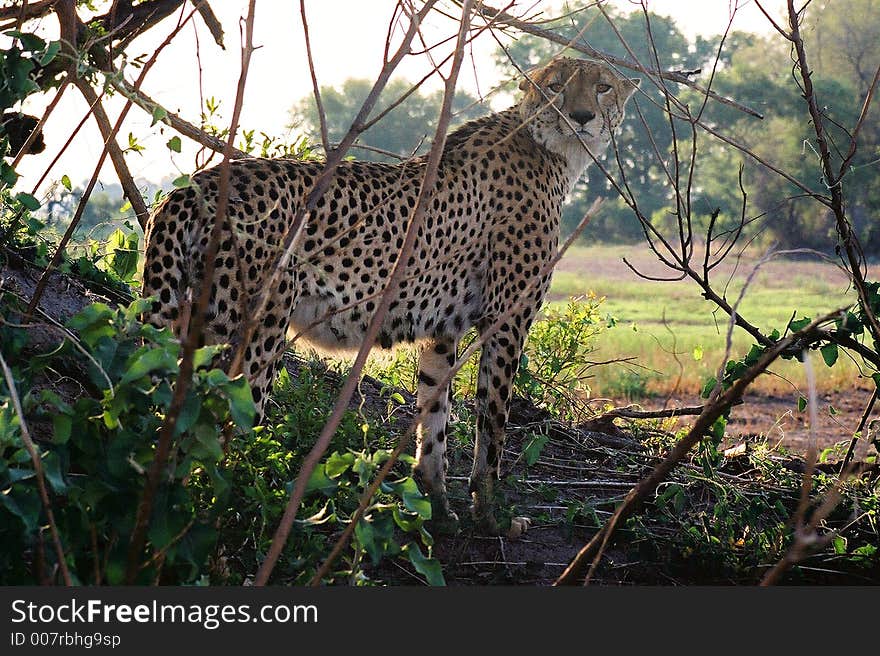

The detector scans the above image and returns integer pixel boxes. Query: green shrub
[0,297,254,584]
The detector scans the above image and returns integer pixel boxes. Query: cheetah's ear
[518,66,542,91]
[622,77,641,100]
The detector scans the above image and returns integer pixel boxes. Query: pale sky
[11,0,780,197]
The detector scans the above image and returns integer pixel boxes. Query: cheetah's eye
[548,82,564,94]
[597,83,612,94]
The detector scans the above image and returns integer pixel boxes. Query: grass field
[547,244,863,399]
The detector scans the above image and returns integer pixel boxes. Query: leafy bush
[0,286,441,584]
[213,364,442,585]
[514,294,613,419]
[0,297,254,584]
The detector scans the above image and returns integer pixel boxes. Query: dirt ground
[660,385,876,457]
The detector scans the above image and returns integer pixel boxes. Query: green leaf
[692,345,703,361]
[744,344,764,366]
[832,535,847,555]
[66,303,116,347]
[126,132,144,153]
[174,390,203,436]
[220,376,255,429]
[2,163,20,186]
[39,40,61,66]
[404,543,445,586]
[15,192,40,210]
[166,136,182,152]
[710,415,727,440]
[0,484,41,532]
[325,451,355,478]
[61,174,72,191]
[42,451,66,493]
[305,466,337,496]
[52,414,72,444]
[388,476,432,519]
[836,311,863,336]
[392,506,422,533]
[789,316,811,333]
[192,422,223,461]
[172,174,190,189]
[523,434,548,466]
[119,347,177,385]
[8,30,45,52]
[797,396,807,412]
[151,105,168,126]
[355,519,381,566]
[819,343,838,367]
[192,344,224,370]
[700,376,717,399]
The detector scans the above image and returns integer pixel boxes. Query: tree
[290,78,487,162]
[688,27,874,252]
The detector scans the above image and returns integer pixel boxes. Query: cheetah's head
[518,57,639,179]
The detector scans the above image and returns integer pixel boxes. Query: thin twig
[253,0,449,587]
[0,351,72,586]
[123,0,256,584]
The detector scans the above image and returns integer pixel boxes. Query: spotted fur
[142,58,638,532]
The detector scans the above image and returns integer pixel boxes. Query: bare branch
[473,2,765,119]
[253,0,451,587]
[74,79,150,227]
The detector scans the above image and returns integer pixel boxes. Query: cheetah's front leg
[469,321,527,535]
[413,337,459,533]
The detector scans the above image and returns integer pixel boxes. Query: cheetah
[142,57,639,533]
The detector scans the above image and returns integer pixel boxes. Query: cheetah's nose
[569,110,595,126]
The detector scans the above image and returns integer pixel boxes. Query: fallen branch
[555,309,845,586]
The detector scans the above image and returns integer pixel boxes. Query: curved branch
[474,2,765,119]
